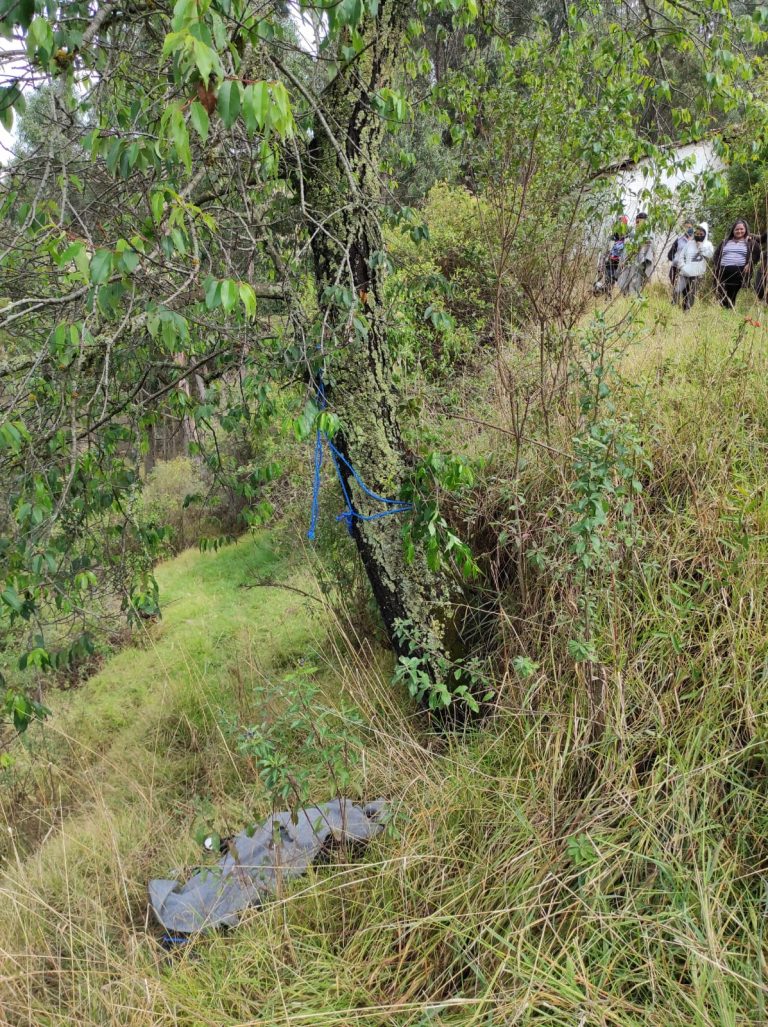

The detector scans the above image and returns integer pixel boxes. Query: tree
[0,0,766,730]
[0,0,484,725]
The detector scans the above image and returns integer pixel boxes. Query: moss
[303,1,461,681]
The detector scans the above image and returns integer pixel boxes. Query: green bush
[705,160,768,240]
[137,457,216,552]
[385,183,493,379]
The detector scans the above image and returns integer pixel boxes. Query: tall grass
[1,294,767,1026]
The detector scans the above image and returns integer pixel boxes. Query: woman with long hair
[713,219,757,308]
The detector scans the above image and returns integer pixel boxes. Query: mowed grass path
[0,533,358,1025]
[25,533,322,809]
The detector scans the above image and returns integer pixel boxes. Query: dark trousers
[678,276,698,311]
[604,259,620,289]
[715,265,745,308]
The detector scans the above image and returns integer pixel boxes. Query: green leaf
[239,282,257,319]
[168,107,191,173]
[243,81,269,134]
[217,80,241,130]
[119,248,140,274]
[189,100,209,142]
[220,278,238,312]
[7,0,34,29]
[210,11,228,51]
[150,192,164,223]
[97,281,126,316]
[19,647,49,671]
[325,0,364,34]
[170,0,196,31]
[1,587,23,614]
[27,16,54,62]
[162,28,188,58]
[0,83,24,132]
[204,276,221,309]
[269,81,293,136]
[89,249,113,285]
[191,37,222,88]
[58,240,85,268]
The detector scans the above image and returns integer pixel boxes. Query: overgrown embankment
[1,299,767,1027]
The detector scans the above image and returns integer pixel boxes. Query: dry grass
[1,293,768,1025]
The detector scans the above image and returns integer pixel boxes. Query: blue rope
[307,374,412,540]
[307,426,324,541]
[326,438,412,534]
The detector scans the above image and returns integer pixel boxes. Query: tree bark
[305,0,461,679]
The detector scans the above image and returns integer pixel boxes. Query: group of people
[599,212,655,298]
[667,218,763,311]
[599,214,766,312]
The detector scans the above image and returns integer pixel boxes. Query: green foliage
[704,158,768,237]
[226,663,366,811]
[522,318,652,663]
[2,0,768,731]
[136,457,212,554]
[1,686,49,736]
[401,450,480,579]
[568,326,648,576]
[385,183,493,379]
[566,831,600,869]
[3,305,768,1022]
[392,616,492,711]
[216,80,241,130]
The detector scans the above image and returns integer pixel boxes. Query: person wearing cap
[672,222,713,311]
[619,213,655,297]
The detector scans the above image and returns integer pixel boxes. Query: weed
[225,662,367,812]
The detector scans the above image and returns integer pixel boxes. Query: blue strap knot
[307,375,412,540]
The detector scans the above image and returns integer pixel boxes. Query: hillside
[1,297,767,1026]
[4,1,768,1023]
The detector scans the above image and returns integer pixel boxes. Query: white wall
[611,141,723,277]
[616,140,722,217]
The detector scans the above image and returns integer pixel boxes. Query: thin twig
[239,581,325,604]
[438,409,569,458]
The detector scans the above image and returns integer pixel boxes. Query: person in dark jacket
[713,219,757,308]
[753,231,767,301]
[596,216,629,295]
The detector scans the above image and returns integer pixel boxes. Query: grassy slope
[1,296,768,1026]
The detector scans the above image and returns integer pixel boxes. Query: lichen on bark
[304,0,462,688]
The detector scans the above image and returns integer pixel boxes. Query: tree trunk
[305,0,461,681]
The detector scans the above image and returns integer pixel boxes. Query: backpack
[609,238,625,263]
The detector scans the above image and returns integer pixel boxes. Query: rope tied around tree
[307,373,412,541]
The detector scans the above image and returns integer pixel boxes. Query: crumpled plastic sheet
[148,799,387,935]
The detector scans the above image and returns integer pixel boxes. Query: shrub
[704,160,768,239]
[385,183,494,380]
[137,457,215,552]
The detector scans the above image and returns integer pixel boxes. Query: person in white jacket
[672,222,714,311]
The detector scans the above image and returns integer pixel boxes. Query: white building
[601,140,724,279]
[616,140,723,217]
